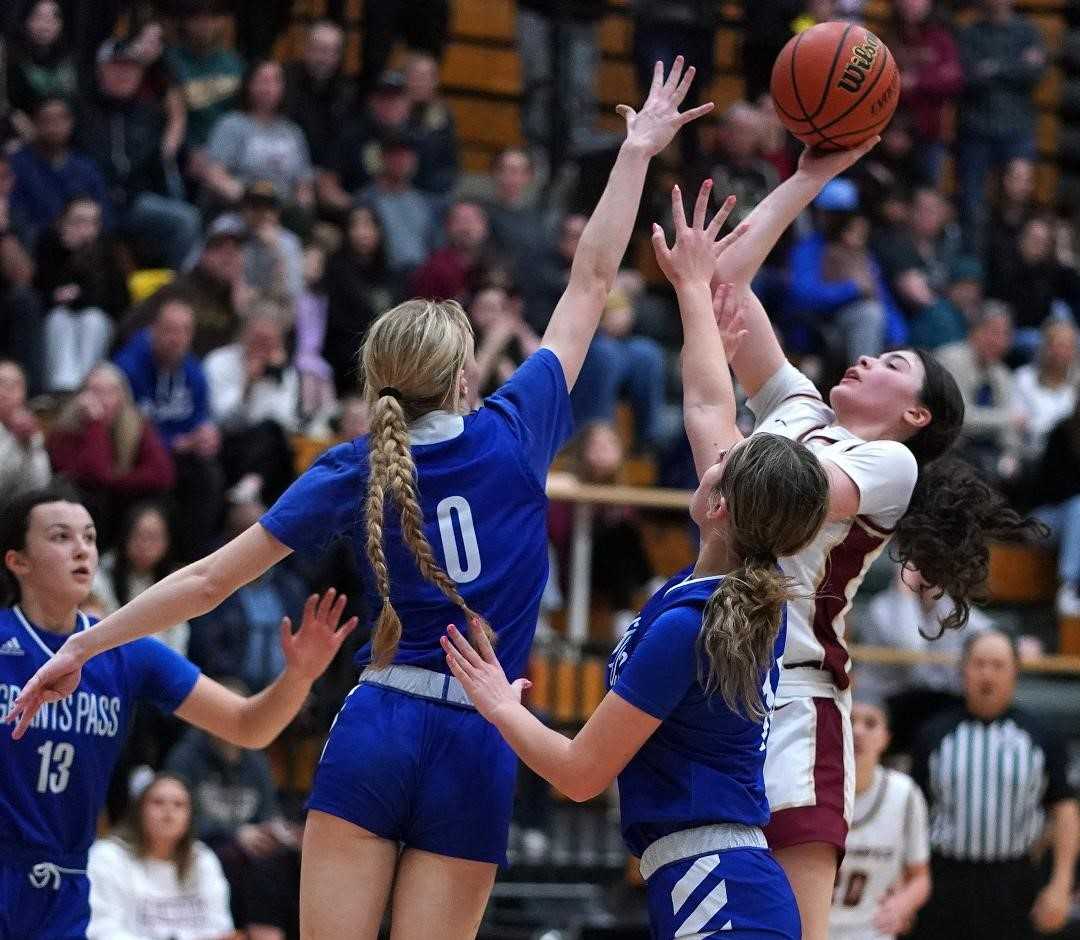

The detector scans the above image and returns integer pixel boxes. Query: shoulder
[1005,707,1055,743]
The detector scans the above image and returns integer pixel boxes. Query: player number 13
[35,740,75,794]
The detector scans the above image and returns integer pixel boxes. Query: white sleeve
[821,438,918,526]
[902,779,931,867]
[87,840,144,940]
[194,843,235,937]
[746,362,831,431]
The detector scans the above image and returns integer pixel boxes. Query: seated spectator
[786,179,903,363]
[9,97,110,247]
[571,279,672,449]
[35,195,128,392]
[114,296,225,561]
[237,182,305,311]
[204,311,298,506]
[1015,319,1079,462]
[988,157,1037,270]
[295,241,336,434]
[908,255,983,349]
[410,200,495,302]
[1033,401,1080,615]
[165,1,243,155]
[873,186,959,319]
[323,205,403,394]
[548,420,653,631]
[954,0,1046,252]
[47,363,175,548]
[124,13,188,176]
[5,1,77,143]
[403,52,459,195]
[283,20,356,175]
[937,300,1024,482]
[484,148,550,283]
[123,215,252,356]
[856,563,992,751]
[357,132,436,276]
[0,359,50,497]
[886,0,963,185]
[203,59,314,227]
[317,69,412,219]
[468,282,541,401]
[696,101,779,228]
[987,215,1080,359]
[94,501,189,654]
[87,773,237,940]
[831,695,932,939]
[165,710,299,940]
[358,0,449,92]
[77,38,201,270]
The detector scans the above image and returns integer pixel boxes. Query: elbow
[192,556,232,614]
[560,771,609,803]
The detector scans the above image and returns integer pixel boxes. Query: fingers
[440,635,475,682]
[662,55,684,95]
[336,617,359,643]
[468,616,497,664]
[302,593,318,626]
[671,185,687,232]
[315,588,338,622]
[706,193,736,238]
[446,623,484,669]
[692,179,712,231]
[615,103,634,124]
[671,64,696,107]
[650,223,671,268]
[713,220,749,256]
[278,616,293,646]
[11,696,39,740]
[676,102,714,127]
[327,592,348,630]
[649,59,664,96]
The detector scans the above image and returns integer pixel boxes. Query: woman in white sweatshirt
[88,773,239,940]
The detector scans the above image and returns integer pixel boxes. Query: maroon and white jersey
[747,364,918,699]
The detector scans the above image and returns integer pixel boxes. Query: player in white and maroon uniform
[680,146,1041,940]
[831,696,931,940]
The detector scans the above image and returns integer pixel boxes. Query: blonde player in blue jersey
[443,181,831,939]
[0,487,355,940]
[9,58,720,939]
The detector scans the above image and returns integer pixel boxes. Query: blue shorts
[646,847,800,939]
[308,682,518,865]
[0,863,89,940]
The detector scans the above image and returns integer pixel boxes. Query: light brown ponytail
[697,434,830,719]
[361,299,492,666]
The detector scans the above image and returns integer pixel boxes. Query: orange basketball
[770,21,900,152]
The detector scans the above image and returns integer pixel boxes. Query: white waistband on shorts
[639,823,768,881]
[360,664,475,709]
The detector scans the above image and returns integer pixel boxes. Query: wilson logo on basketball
[837,32,880,94]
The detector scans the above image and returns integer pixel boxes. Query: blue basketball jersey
[0,607,200,859]
[607,568,785,859]
[261,349,573,681]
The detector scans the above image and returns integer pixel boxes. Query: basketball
[770,21,900,152]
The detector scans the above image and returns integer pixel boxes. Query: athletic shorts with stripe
[762,692,854,854]
[645,847,800,939]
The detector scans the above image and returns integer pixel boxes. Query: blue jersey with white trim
[261,349,573,681]
[0,607,200,858]
[608,567,785,858]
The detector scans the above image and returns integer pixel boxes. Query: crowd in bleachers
[1,0,1079,935]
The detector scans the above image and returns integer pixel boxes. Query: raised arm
[542,56,713,389]
[651,178,747,477]
[712,141,879,397]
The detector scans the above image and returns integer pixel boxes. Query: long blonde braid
[362,299,491,666]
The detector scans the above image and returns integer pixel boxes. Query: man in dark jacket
[77,39,201,269]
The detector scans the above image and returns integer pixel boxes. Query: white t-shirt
[87,836,234,940]
[747,364,918,699]
[831,767,931,940]
[1013,364,1076,458]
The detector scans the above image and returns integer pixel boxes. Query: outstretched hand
[5,643,85,741]
[712,282,750,359]
[441,619,531,722]
[281,589,359,683]
[652,179,747,289]
[618,56,715,158]
[797,136,881,184]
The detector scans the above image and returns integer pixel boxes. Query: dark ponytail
[893,350,1047,636]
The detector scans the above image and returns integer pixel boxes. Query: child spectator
[35,196,128,392]
[0,359,50,497]
[88,773,236,940]
[47,363,175,549]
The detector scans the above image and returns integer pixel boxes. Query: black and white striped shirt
[912,706,1072,862]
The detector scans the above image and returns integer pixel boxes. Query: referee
[911,630,1079,939]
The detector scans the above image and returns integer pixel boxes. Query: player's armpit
[822,460,862,522]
